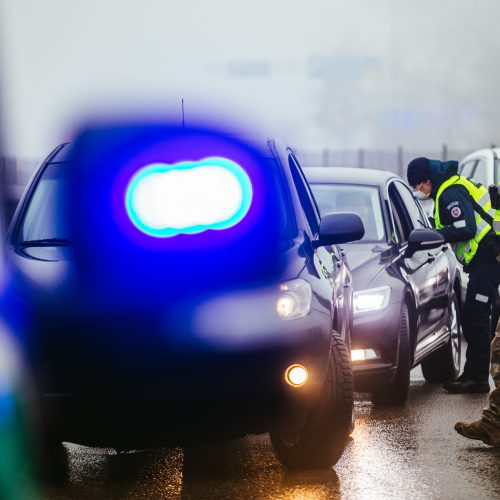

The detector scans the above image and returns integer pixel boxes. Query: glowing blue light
[125,157,253,237]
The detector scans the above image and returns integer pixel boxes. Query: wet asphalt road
[42,368,500,500]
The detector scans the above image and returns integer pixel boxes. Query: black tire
[371,303,411,407]
[36,439,69,483]
[346,317,355,435]
[270,332,353,469]
[421,290,461,382]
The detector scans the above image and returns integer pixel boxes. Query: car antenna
[181,98,185,128]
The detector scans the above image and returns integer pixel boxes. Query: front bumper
[36,309,334,448]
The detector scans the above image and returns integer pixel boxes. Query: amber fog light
[285,364,308,387]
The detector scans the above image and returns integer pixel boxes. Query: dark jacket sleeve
[435,185,477,242]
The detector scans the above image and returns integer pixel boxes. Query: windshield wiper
[18,238,73,247]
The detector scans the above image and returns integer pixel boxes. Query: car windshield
[18,162,71,243]
[311,183,386,242]
[18,157,296,245]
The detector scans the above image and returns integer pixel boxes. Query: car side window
[390,203,404,243]
[472,158,488,187]
[288,155,320,234]
[394,181,426,229]
[460,160,477,179]
[388,182,414,243]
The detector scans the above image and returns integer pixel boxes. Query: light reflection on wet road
[44,369,500,499]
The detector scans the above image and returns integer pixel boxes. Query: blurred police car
[6,123,364,473]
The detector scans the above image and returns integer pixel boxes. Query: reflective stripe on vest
[434,175,497,265]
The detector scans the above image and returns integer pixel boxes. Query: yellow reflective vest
[434,175,500,265]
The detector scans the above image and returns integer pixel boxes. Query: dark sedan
[305,167,463,406]
[7,124,364,475]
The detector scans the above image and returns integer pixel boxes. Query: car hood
[7,239,311,351]
[341,242,396,291]
[7,246,75,301]
[7,238,307,303]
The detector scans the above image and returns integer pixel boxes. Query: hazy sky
[1,0,500,158]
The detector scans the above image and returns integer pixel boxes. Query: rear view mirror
[315,212,364,246]
[404,228,444,257]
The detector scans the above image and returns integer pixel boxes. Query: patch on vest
[446,201,459,210]
[450,206,462,218]
[475,293,489,303]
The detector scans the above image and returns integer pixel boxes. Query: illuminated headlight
[353,286,391,314]
[276,279,312,320]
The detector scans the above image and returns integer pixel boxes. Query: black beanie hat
[407,157,431,187]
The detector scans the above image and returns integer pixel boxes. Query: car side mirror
[314,212,364,247]
[404,228,444,258]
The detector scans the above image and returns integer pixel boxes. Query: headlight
[276,279,312,320]
[353,285,391,314]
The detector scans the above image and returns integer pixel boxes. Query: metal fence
[0,156,40,227]
[295,146,471,178]
[0,145,473,187]
[0,146,475,226]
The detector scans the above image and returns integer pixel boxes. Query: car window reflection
[311,184,385,242]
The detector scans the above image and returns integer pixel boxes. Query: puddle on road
[43,381,500,499]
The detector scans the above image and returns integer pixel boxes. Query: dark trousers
[462,246,500,381]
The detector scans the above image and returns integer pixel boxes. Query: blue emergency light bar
[125,157,253,237]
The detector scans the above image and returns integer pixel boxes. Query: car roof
[303,166,401,187]
[47,137,282,163]
[460,147,500,164]
[47,143,73,163]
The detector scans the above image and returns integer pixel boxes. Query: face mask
[413,190,430,200]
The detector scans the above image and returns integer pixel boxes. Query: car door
[287,153,349,338]
[494,152,500,185]
[469,157,491,188]
[460,150,495,187]
[459,159,477,180]
[388,180,450,343]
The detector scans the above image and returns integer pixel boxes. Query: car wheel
[421,290,461,382]
[269,332,353,469]
[36,439,69,483]
[371,303,411,407]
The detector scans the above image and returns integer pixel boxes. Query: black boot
[443,378,490,394]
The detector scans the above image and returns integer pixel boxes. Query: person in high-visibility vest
[407,157,500,394]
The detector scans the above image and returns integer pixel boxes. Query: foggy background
[0,0,499,160]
